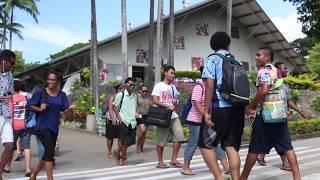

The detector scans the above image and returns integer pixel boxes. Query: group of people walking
[0,49,71,180]
[104,31,307,180]
[0,31,307,180]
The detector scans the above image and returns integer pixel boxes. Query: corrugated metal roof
[16,0,309,79]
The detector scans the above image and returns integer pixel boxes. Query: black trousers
[36,129,58,162]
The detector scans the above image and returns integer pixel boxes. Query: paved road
[3,128,320,180]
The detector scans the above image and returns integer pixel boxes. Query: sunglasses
[141,90,148,93]
[126,83,135,87]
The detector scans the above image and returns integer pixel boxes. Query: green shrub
[288,119,320,134]
[284,74,318,90]
[248,71,257,86]
[241,119,320,142]
[175,71,200,82]
[290,89,301,102]
[312,96,320,112]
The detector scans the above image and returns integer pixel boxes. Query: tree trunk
[9,8,13,50]
[1,12,8,50]
[90,0,99,124]
[121,0,128,80]
[144,0,155,89]
[155,0,163,83]
[226,0,232,36]
[168,0,174,66]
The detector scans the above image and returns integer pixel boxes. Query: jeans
[184,124,200,160]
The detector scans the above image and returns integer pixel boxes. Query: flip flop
[180,171,196,175]
[156,164,169,169]
[169,162,183,168]
[3,169,10,173]
[14,153,23,161]
[257,159,267,166]
[280,166,292,171]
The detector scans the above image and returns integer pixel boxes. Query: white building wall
[96,4,294,81]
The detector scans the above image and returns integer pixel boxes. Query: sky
[9,0,304,63]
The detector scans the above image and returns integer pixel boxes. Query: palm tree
[90,0,99,122]
[4,0,39,50]
[155,0,163,83]
[168,0,174,66]
[121,0,128,80]
[145,0,154,88]
[0,8,24,50]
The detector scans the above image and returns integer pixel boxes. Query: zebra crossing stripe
[9,146,318,180]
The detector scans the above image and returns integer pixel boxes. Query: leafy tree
[306,43,320,78]
[290,37,315,61]
[49,42,89,60]
[284,0,320,40]
[5,0,40,49]
[13,50,40,74]
[0,0,39,49]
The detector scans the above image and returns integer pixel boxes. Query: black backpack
[209,53,250,106]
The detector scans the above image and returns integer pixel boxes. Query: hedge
[175,71,201,81]
[242,118,320,142]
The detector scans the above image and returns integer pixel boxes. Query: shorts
[0,116,13,144]
[249,114,293,154]
[136,115,148,125]
[215,144,227,160]
[157,117,185,146]
[198,107,245,151]
[105,119,119,139]
[119,122,136,146]
[13,129,31,150]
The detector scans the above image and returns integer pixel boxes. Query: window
[241,61,249,71]
[231,26,240,39]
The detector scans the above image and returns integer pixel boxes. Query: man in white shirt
[151,66,184,169]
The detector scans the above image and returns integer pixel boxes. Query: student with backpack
[5,81,32,177]
[29,71,71,180]
[113,78,138,166]
[240,47,301,180]
[181,67,205,175]
[105,84,123,159]
[200,32,249,180]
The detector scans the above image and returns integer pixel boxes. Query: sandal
[180,171,196,175]
[156,163,169,169]
[169,162,183,168]
[14,153,23,161]
[280,166,292,171]
[257,158,267,166]
[25,172,31,177]
[3,168,10,173]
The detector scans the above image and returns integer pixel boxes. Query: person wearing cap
[105,84,123,159]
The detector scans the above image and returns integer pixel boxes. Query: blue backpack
[180,83,204,124]
[25,88,48,132]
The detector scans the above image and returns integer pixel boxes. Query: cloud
[22,23,89,47]
[271,14,305,42]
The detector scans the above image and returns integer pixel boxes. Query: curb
[60,126,320,148]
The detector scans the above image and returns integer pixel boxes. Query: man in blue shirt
[199,32,245,180]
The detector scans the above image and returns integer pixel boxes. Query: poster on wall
[196,22,209,36]
[191,57,204,71]
[136,49,148,63]
[174,36,185,49]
